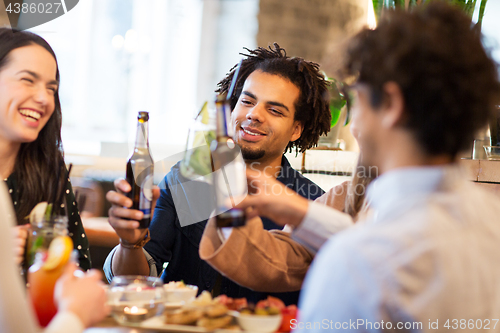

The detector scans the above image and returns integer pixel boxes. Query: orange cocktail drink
[27,236,73,327]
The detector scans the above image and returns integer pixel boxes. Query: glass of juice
[27,234,74,327]
[26,215,68,268]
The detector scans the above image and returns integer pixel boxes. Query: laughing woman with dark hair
[0,27,108,333]
[0,28,90,271]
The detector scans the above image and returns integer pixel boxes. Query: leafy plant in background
[329,1,489,129]
[372,0,488,29]
[328,78,350,127]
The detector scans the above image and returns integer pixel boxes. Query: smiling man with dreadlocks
[103,43,332,305]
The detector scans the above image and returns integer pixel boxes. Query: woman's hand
[11,225,30,265]
[236,170,310,229]
[106,178,160,245]
[54,263,110,328]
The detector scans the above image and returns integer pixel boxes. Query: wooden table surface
[459,158,500,196]
[81,217,120,248]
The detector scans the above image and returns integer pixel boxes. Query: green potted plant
[318,77,351,148]
[320,0,493,149]
[372,0,488,29]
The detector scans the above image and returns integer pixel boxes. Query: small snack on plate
[255,296,285,311]
[215,295,248,311]
[196,315,233,330]
[165,309,203,325]
[166,291,235,329]
[205,303,229,318]
[189,291,215,307]
[239,296,283,316]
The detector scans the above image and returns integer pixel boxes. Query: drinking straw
[227,59,242,101]
[48,160,63,220]
[74,190,87,213]
[58,163,73,215]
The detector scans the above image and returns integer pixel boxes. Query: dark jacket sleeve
[143,176,177,275]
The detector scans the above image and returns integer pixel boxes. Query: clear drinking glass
[180,101,216,182]
[26,215,68,268]
[108,275,165,325]
[484,146,500,160]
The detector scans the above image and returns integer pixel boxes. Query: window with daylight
[17,0,258,161]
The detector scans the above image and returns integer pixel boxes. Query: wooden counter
[82,217,119,248]
[459,159,500,195]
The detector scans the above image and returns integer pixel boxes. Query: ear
[290,120,304,142]
[380,82,405,129]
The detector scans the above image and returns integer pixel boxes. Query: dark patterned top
[4,173,91,271]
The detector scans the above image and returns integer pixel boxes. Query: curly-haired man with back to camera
[197,2,500,330]
[103,43,333,306]
[231,3,500,331]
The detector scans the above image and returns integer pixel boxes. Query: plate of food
[127,291,239,332]
[115,285,298,333]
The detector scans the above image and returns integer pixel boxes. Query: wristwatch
[120,229,151,249]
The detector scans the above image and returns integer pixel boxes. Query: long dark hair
[0,28,64,224]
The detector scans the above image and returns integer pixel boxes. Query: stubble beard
[241,146,266,161]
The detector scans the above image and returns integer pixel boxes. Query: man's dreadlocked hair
[216,43,331,154]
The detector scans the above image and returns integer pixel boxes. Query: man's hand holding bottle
[106,178,160,245]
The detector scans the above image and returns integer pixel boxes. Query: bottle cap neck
[134,120,149,149]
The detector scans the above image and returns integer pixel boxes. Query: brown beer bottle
[211,95,247,228]
[126,111,154,228]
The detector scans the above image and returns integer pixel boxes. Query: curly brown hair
[343,2,500,158]
[216,43,331,154]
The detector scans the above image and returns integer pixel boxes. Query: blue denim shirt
[144,156,324,305]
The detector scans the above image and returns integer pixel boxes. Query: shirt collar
[366,164,461,221]
[276,155,295,185]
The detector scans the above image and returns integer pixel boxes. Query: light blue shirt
[296,166,500,333]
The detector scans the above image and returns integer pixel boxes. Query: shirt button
[205,282,211,288]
